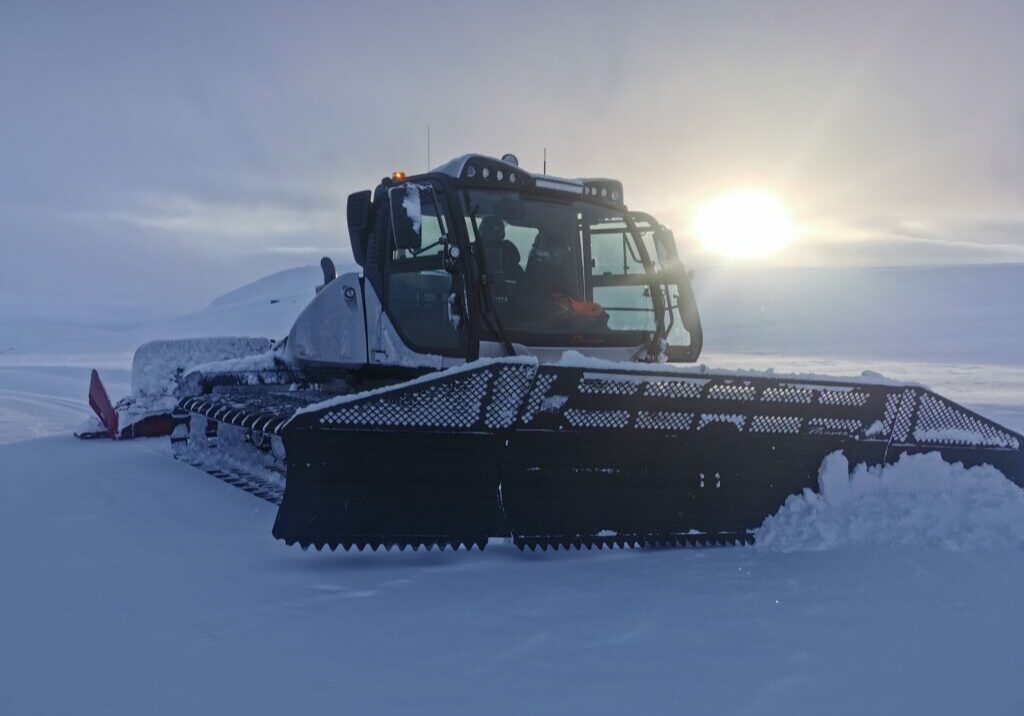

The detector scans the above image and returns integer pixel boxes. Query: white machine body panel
[286,273,368,368]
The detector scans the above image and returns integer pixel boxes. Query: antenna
[427,124,431,171]
[543,147,547,174]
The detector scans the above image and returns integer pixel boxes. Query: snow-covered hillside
[0,263,333,360]
[696,263,1024,364]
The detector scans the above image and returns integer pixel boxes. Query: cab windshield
[464,189,663,346]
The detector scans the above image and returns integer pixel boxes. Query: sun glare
[693,190,796,259]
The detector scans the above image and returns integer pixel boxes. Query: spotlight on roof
[501,153,519,167]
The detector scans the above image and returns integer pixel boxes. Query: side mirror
[388,184,425,251]
[652,226,678,264]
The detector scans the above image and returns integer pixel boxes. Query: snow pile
[113,337,271,426]
[757,451,1024,552]
[131,337,271,397]
[186,346,286,378]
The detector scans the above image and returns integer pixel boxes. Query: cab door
[364,182,470,369]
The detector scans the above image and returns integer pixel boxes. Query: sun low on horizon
[692,190,797,260]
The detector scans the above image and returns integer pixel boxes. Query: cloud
[102,195,340,241]
[783,216,1024,266]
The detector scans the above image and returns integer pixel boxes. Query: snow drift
[757,451,1024,552]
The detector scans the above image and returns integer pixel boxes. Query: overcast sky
[2,0,1022,316]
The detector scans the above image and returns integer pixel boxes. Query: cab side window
[586,217,657,332]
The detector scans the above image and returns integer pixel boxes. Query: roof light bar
[535,177,584,195]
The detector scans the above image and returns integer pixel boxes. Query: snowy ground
[1,264,1023,714]
[3,436,1024,715]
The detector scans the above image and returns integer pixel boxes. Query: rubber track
[181,458,284,505]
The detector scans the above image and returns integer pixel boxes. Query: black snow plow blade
[269,358,1024,551]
